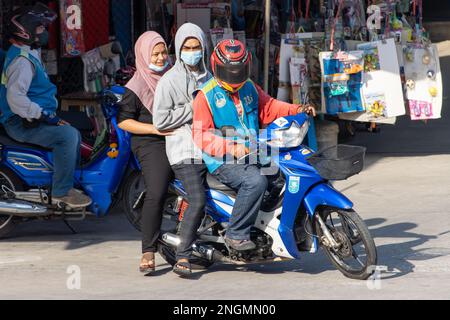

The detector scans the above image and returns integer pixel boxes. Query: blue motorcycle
[0,86,143,237]
[156,113,377,280]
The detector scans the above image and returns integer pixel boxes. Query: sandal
[173,259,192,277]
[140,252,156,273]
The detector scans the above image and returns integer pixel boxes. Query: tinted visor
[215,62,250,85]
[29,3,57,25]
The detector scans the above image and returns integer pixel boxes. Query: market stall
[0,0,445,149]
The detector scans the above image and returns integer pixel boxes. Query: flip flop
[173,260,192,277]
[139,253,155,274]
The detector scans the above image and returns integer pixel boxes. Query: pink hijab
[126,31,169,113]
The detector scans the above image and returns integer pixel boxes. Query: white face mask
[181,50,203,66]
[149,61,169,73]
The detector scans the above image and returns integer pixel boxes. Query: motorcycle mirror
[103,91,119,104]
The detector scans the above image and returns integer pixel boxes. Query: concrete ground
[0,153,449,300]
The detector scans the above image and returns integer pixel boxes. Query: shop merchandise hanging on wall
[319,50,365,115]
[210,28,234,47]
[277,36,305,102]
[338,39,406,123]
[277,32,324,103]
[234,31,246,44]
[304,37,324,110]
[289,56,308,105]
[82,48,104,93]
[341,0,367,40]
[210,2,232,29]
[59,0,86,57]
[403,44,442,120]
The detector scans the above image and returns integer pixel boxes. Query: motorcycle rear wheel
[317,208,377,280]
[122,170,145,232]
[157,190,214,270]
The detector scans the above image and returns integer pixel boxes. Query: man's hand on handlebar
[230,143,250,159]
[40,111,67,126]
[297,104,317,117]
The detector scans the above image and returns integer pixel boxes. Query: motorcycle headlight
[267,120,309,148]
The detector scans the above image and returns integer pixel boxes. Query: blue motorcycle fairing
[4,148,53,187]
[78,117,132,216]
[265,113,309,136]
[206,189,234,223]
[171,179,234,224]
[275,150,324,259]
[1,116,132,217]
[102,86,126,119]
[303,183,353,216]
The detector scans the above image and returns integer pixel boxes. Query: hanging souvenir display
[338,39,405,122]
[342,0,367,40]
[210,28,234,47]
[277,36,305,102]
[277,32,324,103]
[319,50,365,115]
[82,48,104,93]
[289,57,308,105]
[304,39,324,111]
[210,2,232,29]
[403,44,443,120]
[59,0,86,57]
[234,31,246,44]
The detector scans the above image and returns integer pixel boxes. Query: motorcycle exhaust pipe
[161,233,224,263]
[162,233,181,248]
[0,200,48,217]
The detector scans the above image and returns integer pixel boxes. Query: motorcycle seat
[0,125,51,152]
[206,173,237,198]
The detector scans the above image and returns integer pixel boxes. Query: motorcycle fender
[303,183,353,216]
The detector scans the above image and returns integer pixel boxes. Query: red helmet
[211,39,251,92]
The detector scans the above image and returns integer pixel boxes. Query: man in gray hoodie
[153,23,212,276]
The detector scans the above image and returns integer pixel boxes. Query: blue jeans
[4,116,81,197]
[212,164,268,240]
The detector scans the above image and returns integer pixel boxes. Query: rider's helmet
[8,2,57,48]
[210,39,251,93]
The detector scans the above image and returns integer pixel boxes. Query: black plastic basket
[307,145,366,180]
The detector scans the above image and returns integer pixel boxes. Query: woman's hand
[151,127,175,136]
[297,104,317,117]
[118,120,174,136]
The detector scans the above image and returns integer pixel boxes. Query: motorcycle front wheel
[316,207,377,280]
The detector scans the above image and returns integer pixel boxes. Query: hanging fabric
[330,0,345,51]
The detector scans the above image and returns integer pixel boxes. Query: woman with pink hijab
[117,31,173,274]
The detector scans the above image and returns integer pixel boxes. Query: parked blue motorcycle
[156,113,377,280]
[0,86,143,237]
